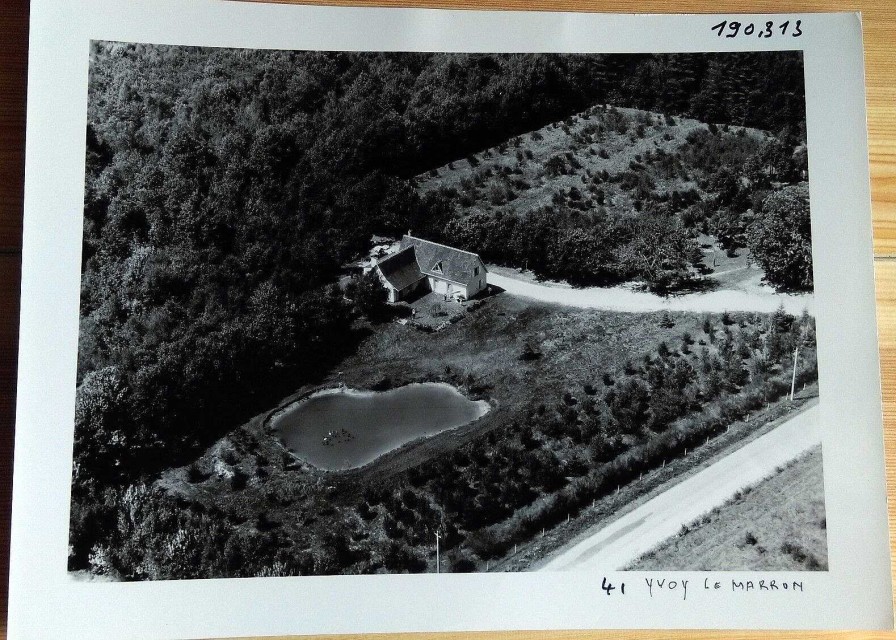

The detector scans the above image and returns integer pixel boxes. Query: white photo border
[10,1,892,637]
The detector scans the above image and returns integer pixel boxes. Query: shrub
[187,463,210,483]
[230,469,249,491]
[781,541,808,563]
[383,542,426,573]
[452,558,477,573]
[519,343,541,361]
[256,512,279,532]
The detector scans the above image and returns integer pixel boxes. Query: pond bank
[271,382,490,471]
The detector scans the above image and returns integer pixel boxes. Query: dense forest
[72,44,811,577]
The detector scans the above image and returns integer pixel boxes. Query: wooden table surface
[2,0,896,638]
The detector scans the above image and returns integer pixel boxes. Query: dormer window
[432,261,443,274]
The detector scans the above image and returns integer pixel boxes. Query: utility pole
[790,345,800,401]
[435,530,441,574]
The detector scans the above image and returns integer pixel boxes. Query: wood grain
[0,1,26,639]
[3,0,896,638]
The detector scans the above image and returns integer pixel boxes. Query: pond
[272,382,490,470]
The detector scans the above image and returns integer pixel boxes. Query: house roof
[375,245,426,291]
[399,235,485,285]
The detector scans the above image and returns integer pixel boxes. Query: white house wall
[462,259,487,298]
[429,277,447,295]
[377,253,487,303]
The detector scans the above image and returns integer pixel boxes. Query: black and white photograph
[13,2,896,636]
[67,43,825,581]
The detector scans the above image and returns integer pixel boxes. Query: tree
[746,183,813,291]
[618,215,700,292]
[347,271,389,321]
[546,226,622,286]
[607,378,651,436]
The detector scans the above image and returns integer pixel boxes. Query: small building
[372,234,488,303]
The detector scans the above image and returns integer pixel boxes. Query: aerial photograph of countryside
[69,45,823,579]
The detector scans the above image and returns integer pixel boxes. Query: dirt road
[487,272,814,316]
[538,404,821,571]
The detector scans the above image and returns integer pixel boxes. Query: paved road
[487,272,814,316]
[539,404,821,572]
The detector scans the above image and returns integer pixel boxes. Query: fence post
[790,345,800,401]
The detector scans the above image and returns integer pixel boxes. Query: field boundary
[493,391,819,572]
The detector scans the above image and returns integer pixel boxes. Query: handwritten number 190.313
[711,19,802,38]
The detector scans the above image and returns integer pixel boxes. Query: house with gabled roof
[372,234,488,303]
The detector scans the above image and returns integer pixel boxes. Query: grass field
[158,292,708,554]
[172,290,707,488]
[417,106,766,227]
[154,283,817,575]
[627,445,827,571]
[416,105,765,220]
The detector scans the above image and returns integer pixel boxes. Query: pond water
[272,382,490,470]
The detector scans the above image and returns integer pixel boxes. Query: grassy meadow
[417,105,766,225]
[140,292,818,577]
[628,445,827,571]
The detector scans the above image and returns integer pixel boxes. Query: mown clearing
[416,105,766,228]
[627,445,827,571]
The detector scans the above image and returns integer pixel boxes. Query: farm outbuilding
[372,234,487,303]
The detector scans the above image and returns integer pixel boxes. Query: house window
[474,266,479,276]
